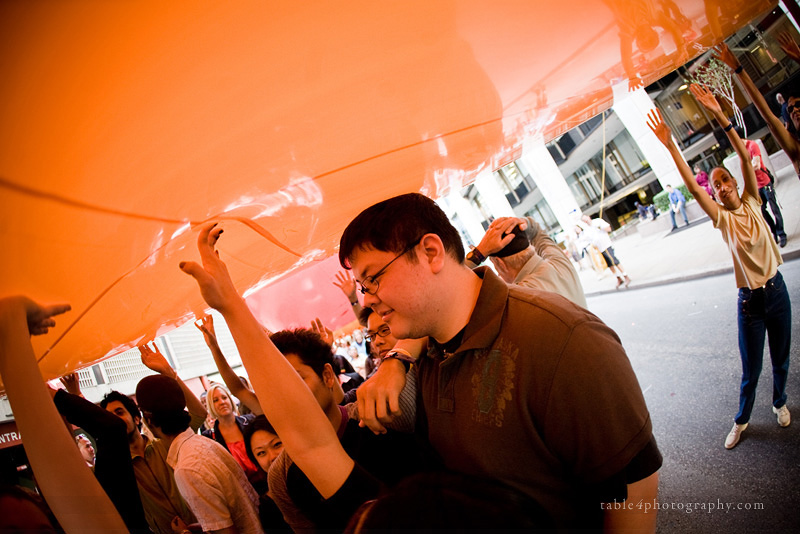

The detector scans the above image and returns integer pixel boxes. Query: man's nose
[362,291,379,308]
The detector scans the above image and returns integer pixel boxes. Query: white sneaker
[773,405,791,427]
[724,422,748,449]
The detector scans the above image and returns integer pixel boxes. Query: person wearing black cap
[135,374,264,534]
[465,216,586,307]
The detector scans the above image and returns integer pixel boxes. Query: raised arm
[713,43,800,164]
[51,387,147,532]
[0,297,127,533]
[465,217,522,268]
[690,84,759,199]
[647,108,719,221]
[139,342,208,421]
[355,336,426,434]
[180,224,353,499]
[333,271,364,322]
[195,314,262,416]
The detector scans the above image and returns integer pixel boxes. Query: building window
[495,163,530,206]
[579,114,603,136]
[556,133,577,158]
[525,202,560,234]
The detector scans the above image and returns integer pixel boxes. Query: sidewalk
[579,153,800,297]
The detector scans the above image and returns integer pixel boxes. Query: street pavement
[587,263,800,533]
[577,153,800,297]
[576,153,800,532]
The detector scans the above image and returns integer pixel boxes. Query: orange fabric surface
[0,0,774,379]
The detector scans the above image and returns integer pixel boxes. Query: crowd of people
[2,33,798,534]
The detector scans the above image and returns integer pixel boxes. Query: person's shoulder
[145,435,169,457]
[742,190,761,209]
[506,285,595,330]
[239,413,257,425]
[268,450,292,481]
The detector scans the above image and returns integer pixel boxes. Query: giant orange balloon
[0,0,775,380]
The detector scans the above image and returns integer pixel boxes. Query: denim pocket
[740,290,766,316]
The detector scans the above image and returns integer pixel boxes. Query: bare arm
[140,343,208,420]
[195,314,262,416]
[603,471,660,533]
[181,224,353,499]
[689,84,759,199]
[0,297,127,533]
[647,108,719,221]
[333,271,364,321]
[355,336,426,434]
[714,43,800,163]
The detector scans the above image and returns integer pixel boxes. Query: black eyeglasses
[788,103,799,113]
[364,324,391,342]
[357,238,422,295]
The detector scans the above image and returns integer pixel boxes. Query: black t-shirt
[285,419,423,532]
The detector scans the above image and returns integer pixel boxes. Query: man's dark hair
[243,414,278,470]
[358,306,375,326]
[270,328,336,379]
[146,411,192,436]
[338,193,465,268]
[100,390,143,431]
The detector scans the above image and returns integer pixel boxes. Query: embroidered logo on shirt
[470,345,516,427]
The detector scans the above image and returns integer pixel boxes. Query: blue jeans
[669,202,689,228]
[735,271,792,424]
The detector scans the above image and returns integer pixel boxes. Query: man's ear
[322,363,338,388]
[419,233,447,274]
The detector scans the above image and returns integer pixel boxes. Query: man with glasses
[361,308,399,364]
[341,307,417,436]
[338,193,661,532]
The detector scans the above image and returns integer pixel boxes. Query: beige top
[714,191,782,289]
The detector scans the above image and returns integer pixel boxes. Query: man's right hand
[476,217,528,256]
[180,223,243,314]
[355,357,408,434]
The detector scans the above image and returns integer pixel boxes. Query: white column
[518,138,582,233]
[438,193,486,245]
[474,170,517,218]
[612,84,682,190]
